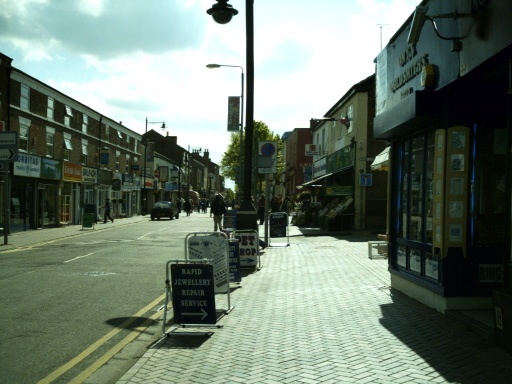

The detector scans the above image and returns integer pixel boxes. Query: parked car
[150,201,179,220]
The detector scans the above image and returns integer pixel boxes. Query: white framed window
[19,116,30,152]
[347,105,353,133]
[47,97,54,120]
[81,139,88,165]
[126,154,130,173]
[63,133,72,161]
[20,84,30,110]
[46,127,55,157]
[117,130,122,139]
[64,105,73,126]
[82,114,88,134]
[116,151,120,171]
[104,125,110,141]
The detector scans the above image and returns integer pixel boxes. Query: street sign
[0,131,17,147]
[0,132,18,162]
[0,148,17,161]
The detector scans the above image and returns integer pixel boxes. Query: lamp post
[207,0,257,230]
[142,117,165,215]
[206,63,244,198]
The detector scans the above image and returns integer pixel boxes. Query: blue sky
[0,0,419,184]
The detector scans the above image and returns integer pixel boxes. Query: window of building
[346,105,353,133]
[116,151,120,171]
[105,125,110,141]
[81,140,88,165]
[47,97,54,120]
[46,127,55,157]
[19,117,30,152]
[396,130,435,275]
[126,154,130,173]
[63,133,73,161]
[20,84,29,110]
[64,105,73,127]
[82,114,88,134]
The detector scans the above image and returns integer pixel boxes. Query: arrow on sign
[183,308,208,320]
[0,148,16,161]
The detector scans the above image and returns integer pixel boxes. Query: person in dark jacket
[103,198,114,223]
[210,194,226,231]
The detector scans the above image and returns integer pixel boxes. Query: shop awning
[301,172,334,187]
[371,147,390,171]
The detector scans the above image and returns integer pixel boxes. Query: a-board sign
[228,240,241,283]
[223,209,237,229]
[171,263,216,325]
[188,234,229,293]
[233,230,258,267]
[82,213,95,228]
[269,212,287,238]
[83,203,97,224]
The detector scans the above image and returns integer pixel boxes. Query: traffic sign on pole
[0,132,18,162]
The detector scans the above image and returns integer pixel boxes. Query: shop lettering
[180,300,207,306]
[17,154,39,165]
[181,289,205,296]
[390,53,429,93]
[173,278,211,286]
[398,44,417,67]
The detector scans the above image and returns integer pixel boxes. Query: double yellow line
[38,293,166,384]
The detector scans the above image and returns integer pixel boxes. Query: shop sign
[41,158,62,180]
[13,153,40,178]
[63,161,82,182]
[82,167,97,183]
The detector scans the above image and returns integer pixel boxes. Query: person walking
[103,197,114,223]
[210,194,226,231]
[257,194,265,225]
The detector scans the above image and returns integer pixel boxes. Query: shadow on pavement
[379,289,512,383]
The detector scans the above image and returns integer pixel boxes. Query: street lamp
[206,63,244,197]
[142,117,165,215]
[207,0,257,230]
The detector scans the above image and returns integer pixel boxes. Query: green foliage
[220,120,284,191]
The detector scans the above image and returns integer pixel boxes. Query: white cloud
[0,0,419,180]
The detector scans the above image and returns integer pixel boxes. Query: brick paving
[115,224,512,384]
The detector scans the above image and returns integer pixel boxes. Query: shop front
[374,0,511,313]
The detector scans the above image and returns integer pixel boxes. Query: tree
[220,120,283,193]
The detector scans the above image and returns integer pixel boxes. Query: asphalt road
[0,212,215,384]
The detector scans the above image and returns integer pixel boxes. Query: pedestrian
[210,194,226,231]
[184,199,192,216]
[103,197,114,223]
[257,194,265,225]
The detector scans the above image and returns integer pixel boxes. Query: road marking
[36,293,166,384]
[63,253,95,263]
[0,270,35,282]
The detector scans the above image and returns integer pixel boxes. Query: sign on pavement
[171,263,216,325]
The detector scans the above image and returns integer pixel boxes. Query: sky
[0,0,419,187]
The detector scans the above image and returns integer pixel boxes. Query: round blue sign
[260,143,276,156]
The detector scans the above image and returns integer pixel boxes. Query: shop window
[471,126,507,247]
[397,132,434,243]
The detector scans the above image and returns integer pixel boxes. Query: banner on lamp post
[145,142,154,164]
[227,96,241,132]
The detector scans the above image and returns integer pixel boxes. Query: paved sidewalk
[113,224,512,384]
